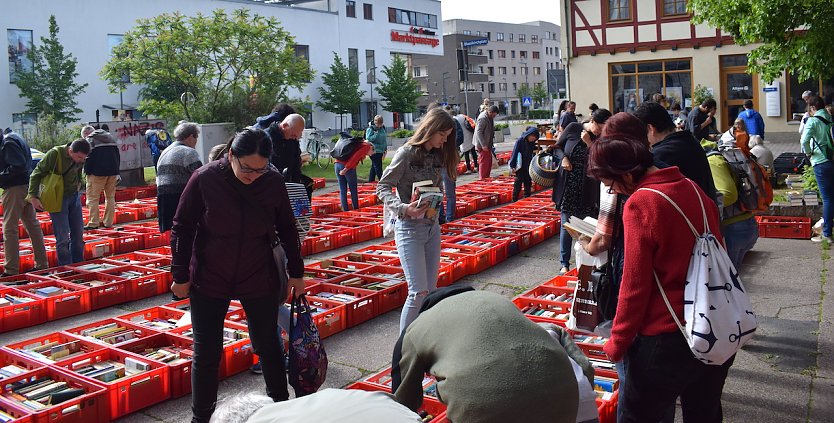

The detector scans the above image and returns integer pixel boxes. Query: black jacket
[550,122,599,212]
[84,144,121,176]
[651,130,718,204]
[509,126,539,173]
[0,133,33,188]
[266,123,302,183]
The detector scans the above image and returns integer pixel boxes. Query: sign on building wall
[99,120,165,170]
[763,82,781,117]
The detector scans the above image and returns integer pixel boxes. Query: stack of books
[804,190,820,206]
[0,293,35,307]
[221,327,249,346]
[593,375,619,400]
[74,263,118,272]
[785,174,803,189]
[29,286,67,297]
[2,376,86,411]
[312,292,359,303]
[77,322,138,345]
[13,340,91,363]
[519,305,569,321]
[136,347,191,366]
[71,356,149,383]
[786,191,805,206]
[125,313,191,331]
[411,180,444,220]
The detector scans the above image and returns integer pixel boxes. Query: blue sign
[462,38,489,47]
[504,101,510,108]
[522,97,532,107]
[763,87,778,92]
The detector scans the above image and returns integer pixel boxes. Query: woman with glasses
[170,128,305,423]
[376,107,460,333]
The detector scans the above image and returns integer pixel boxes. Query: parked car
[31,148,44,168]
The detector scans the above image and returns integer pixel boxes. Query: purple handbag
[288,289,328,396]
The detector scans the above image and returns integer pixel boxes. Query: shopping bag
[288,290,328,397]
[40,147,65,213]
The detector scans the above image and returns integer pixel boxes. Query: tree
[688,0,834,82]
[316,52,364,128]
[13,15,88,124]
[376,55,421,115]
[102,9,312,128]
[531,83,548,107]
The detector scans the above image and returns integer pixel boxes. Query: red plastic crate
[0,400,31,423]
[303,297,347,339]
[0,287,46,333]
[306,259,374,275]
[81,238,113,261]
[116,306,188,332]
[65,319,159,347]
[138,245,171,256]
[517,285,575,313]
[328,274,406,314]
[757,215,812,239]
[115,333,194,398]
[20,280,91,321]
[0,348,47,373]
[102,251,167,267]
[53,272,127,310]
[67,259,123,273]
[54,348,169,419]
[0,367,109,423]
[133,185,157,199]
[569,330,609,361]
[541,274,579,288]
[3,332,106,366]
[87,230,143,254]
[330,251,399,267]
[170,322,254,378]
[354,265,407,282]
[346,381,448,422]
[121,226,170,249]
[473,226,530,255]
[439,250,469,283]
[112,207,139,224]
[114,188,136,202]
[439,242,491,274]
[305,283,379,328]
[122,203,157,220]
[303,230,336,254]
[515,296,571,325]
[99,265,168,301]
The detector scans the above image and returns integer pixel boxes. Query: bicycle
[306,127,333,168]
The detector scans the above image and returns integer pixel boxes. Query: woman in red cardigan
[334,137,373,211]
[586,113,734,423]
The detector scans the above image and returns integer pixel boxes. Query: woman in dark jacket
[551,109,611,274]
[170,128,305,423]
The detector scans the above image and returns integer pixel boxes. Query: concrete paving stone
[321,309,400,374]
[742,316,819,374]
[479,282,524,298]
[460,254,562,289]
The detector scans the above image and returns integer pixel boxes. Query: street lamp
[501,77,509,117]
[369,66,377,117]
[519,60,530,119]
[442,72,450,104]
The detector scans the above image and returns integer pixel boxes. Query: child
[509,126,540,201]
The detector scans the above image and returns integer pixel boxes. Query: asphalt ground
[1,135,831,422]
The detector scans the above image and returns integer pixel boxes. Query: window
[512,67,517,75]
[609,59,693,114]
[511,50,516,59]
[663,0,687,16]
[513,83,517,91]
[518,34,526,43]
[533,67,541,75]
[294,44,311,82]
[106,34,130,83]
[348,48,359,72]
[488,67,495,76]
[413,66,421,77]
[545,31,551,40]
[477,49,483,55]
[489,83,495,93]
[531,35,538,43]
[499,82,507,92]
[608,0,631,21]
[520,51,527,59]
[533,51,540,59]
[363,3,373,20]
[786,73,834,121]
[365,50,375,83]
[488,50,494,59]
[476,31,481,36]
[463,30,471,35]
[346,1,356,18]
[498,50,506,58]
[509,33,514,42]
[499,67,507,75]
[486,32,491,40]
[8,29,33,81]
[497,32,504,41]
[387,7,438,28]
[479,66,484,74]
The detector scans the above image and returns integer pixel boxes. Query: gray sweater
[156,142,202,195]
[392,291,580,423]
[376,144,443,223]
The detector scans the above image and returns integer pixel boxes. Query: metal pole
[442,71,449,104]
[502,77,509,118]
[461,42,470,117]
[369,66,376,117]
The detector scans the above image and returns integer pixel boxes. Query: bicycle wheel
[317,142,331,168]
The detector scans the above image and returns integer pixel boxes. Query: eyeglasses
[606,186,615,194]
[234,156,270,174]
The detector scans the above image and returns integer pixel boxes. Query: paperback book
[411,180,444,220]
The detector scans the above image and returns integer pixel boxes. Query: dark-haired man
[686,98,717,142]
[737,99,765,138]
[28,139,91,265]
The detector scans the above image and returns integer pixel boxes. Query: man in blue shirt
[737,99,766,138]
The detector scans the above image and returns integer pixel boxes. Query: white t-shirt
[246,389,422,423]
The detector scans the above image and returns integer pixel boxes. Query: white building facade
[2,0,444,132]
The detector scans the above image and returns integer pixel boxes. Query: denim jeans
[50,192,85,265]
[394,219,441,333]
[368,152,385,182]
[560,211,572,268]
[189,288,288,422]
[442,171,456,222]
[723,216,759,270]
[513,168,532,201]
[814,160,834,237]
[334,162,358,211]
[619,332,734,423]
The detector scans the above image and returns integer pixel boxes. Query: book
[411,180,444,220]
[562,216,598,240]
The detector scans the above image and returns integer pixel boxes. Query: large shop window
[610,59,692,114]
[786,73,834,121]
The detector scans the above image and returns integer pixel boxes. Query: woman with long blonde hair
[376,107,459,332]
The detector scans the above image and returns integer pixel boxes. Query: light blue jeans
[395,219,441,333]
[723,216,759,270]
[50,192,85,265]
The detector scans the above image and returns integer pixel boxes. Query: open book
[411,180,444,220]
[562,216,598,240]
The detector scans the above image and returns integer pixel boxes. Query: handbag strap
[289,288,311,330]
[222,164,279,246]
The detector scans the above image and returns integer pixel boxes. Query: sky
[440,0,561,26]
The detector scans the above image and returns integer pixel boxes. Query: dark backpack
[810,115,834,161]
[0,135,30,188]
[330,135,363,161]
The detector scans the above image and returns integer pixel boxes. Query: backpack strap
[636,179,708,237]
[653,271,691,342]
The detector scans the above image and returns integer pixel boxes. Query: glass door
[719,55,758,132]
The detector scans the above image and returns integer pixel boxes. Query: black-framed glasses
[607,186,616,194]
[234,156,270,174]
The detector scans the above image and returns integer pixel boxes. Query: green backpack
[39,147,69,213]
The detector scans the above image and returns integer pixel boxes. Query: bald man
[266,113,306,183]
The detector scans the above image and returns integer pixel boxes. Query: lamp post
[369,66,377,117]
[519,60,530,119]
[502,77,509,118]
[442,72,450,105]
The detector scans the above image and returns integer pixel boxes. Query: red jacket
[336,141,372,170]
[603,166,723,362]
[170,158,304,300]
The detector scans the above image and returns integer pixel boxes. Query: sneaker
[83,225,99,230]
[811,235,833,243]
[250,360,262,374]
[559,266,569,275]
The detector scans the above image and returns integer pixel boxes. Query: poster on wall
[664,87,683,109]
[7,29,33,80]
[97,120,166,170]
[623,89,643,113]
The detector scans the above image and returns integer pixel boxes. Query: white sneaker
[559,266,569,275]
[811,235,833,243]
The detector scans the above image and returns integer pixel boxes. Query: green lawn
[302,158,392,181]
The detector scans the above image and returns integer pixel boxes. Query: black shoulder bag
[592,193,624,322]
[222,167,290,298]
